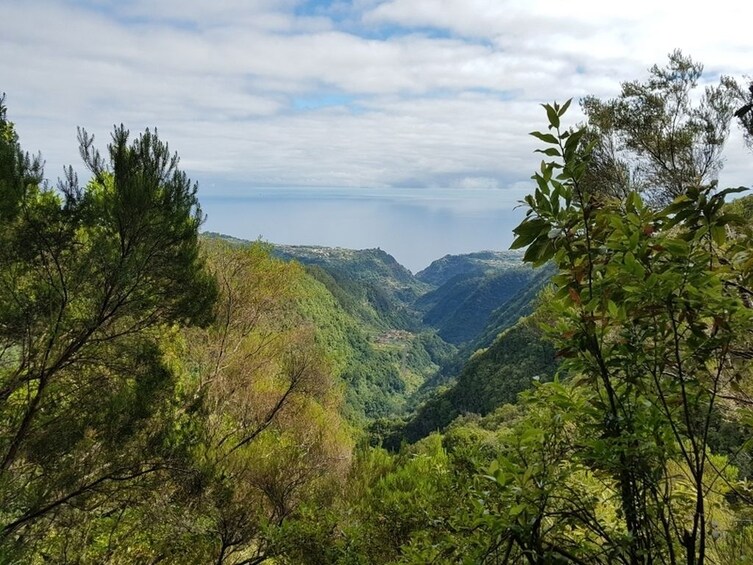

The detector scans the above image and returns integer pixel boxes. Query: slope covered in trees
[415,251,525,286]
[273,244,430,330]
[396,320,557,444]
[204,233,545,421]
[415,263,538,345]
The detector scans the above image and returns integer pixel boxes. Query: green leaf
[524,238,554,265]
[624,251,645,277]
[511,218,549,249]
[563,127,585,154]
[664,239,689,256]
[543,103,560,129]
[513,217,549,237]
[715,213,744,227]
[711,225,726,246]
[530,131,559,144]
[717,186,749,199]
[535,148,561,157]
[664,194,692,215]
[607,300,619,318]
[535,175,550,194]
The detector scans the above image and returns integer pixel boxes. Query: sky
[1,0,751,271]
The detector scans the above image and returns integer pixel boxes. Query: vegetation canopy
[1,51,752,564]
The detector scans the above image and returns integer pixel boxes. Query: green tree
[582,50,739,206]
[510,99,753,564]
[0,97,216,547]
[0,94,44,222]
[148,241,354,564]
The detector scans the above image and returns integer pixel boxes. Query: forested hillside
[415,254,538,345]
[396,321,557,444]
[415,251,525,286]
[3,51,753,564]
[273,244,429,330]
[204,233,544,424]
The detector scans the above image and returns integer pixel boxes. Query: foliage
[0,93,44,222]
[0,97,217,555]
[162,241,354,563]
[401,320,557,443]
[581,50,739,206]
[279,435,470,565]
[509,96,753,563]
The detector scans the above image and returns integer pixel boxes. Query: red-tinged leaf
[569,287,581,304]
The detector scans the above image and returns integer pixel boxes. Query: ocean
[200,186,528,273]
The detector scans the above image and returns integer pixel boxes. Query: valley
[205,232,552,432]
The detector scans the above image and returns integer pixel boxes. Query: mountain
[201,234,552,426]
[416,268,538,345]
[417,264,553,392]
[468,262,555,350]
[201,234,456,419]
[267,246,544,347]
[414,251,540,345]
[415,250,527,286]
[273,245,431,330]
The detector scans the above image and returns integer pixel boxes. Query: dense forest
[2,51,753,564]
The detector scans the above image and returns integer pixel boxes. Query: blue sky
[1,0,751,267]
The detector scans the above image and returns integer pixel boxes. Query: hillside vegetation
[204,236,462,421]
[3,52,753,564]
[396,320,557,444]
[274,244,430,330]
[415,256,538,345]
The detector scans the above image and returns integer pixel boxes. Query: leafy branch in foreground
[510,98,753,564]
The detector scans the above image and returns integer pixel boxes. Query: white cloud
[453,176,500,190]
[0,0,749,194]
